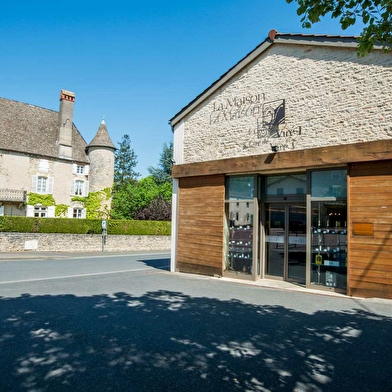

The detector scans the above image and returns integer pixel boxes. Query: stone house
[0,90,116,218]
[169,30,392,299]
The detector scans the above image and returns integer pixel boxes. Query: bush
[0,216,171,236]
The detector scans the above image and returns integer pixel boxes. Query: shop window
[265,174,306,195]
[226,201,254,276]
[226,176,255,200]
[311,169,347,198]
[310,200,347,290]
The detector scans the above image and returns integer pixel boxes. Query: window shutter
[0,206,4,216]
[38,159,49,172]
[47,206,55,218]
[67,207,73,218]
[32,175,38,192]
[70,180,75,195]
[83,181,89,197]
[84,165,89,175]
[47,177,54,194]
[82,208,87,219]
[72,164,77,174]
[26,205,34,217]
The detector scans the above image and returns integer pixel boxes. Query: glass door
[265,204,285,278]
[265,203,306,283]
[288,204,306,283]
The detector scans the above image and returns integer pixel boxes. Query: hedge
[0,216,171,236]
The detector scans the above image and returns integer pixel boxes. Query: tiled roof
[0,97,89,163]
[87,120,116,150]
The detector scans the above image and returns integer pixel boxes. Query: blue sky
[1,0,365,177]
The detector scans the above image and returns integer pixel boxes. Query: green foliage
[71,189,112,219]
[107,219,171,235]
[111,176,172,220]
[114,134,140,191]
[286,0,392,56]
[71,196,86,203]
[148,142,173,184]
[55,204,68,217]
[0,216,171,235]
[85,190,109,220]
[27,193,56,206]
[103,187,111,200]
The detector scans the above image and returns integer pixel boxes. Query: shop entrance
[265,203,306,284]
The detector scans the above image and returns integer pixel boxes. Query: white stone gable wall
[181,44,392,164]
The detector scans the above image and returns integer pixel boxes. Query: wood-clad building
[169,31,392,299]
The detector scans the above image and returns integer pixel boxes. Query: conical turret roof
[87,120,116,150]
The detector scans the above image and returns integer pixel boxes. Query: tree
[114,134,140,191]
[147,142,173,185]
[135,195,172,221]
[111,176,171,220]
[286,0,392,56]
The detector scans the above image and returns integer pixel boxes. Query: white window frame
[74,180,84,196]
[72,164,89,175]
[71,179,89,197]
[73,208,83,218]
[34,206,47,217]
[32,175,54,194]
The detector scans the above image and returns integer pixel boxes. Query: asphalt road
[0,252,391,392]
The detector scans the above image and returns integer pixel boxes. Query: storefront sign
[210,93,303,152]
[210,93,266,125]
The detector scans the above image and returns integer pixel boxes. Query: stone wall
[0,233,171,252]
[180,44,392,164]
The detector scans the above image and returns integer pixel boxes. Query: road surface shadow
[0,291,391,391]
[137,257,170,271]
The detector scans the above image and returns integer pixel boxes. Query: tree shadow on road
[0,290,391,391]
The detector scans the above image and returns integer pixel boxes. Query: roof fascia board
[273,35,360,49]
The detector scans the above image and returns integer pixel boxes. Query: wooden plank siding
[172,139,392,178]
[176,175,225,276]
[348,161,392,298]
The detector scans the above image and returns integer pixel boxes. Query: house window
[34,206,47,217]
[32,175,53,194]
[37,177,48,193]
[74,180,84,196]
[72,164,89,175]
[73,208,83,218]
[71,179,89,197]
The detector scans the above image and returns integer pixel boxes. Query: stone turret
[86,120,116,193]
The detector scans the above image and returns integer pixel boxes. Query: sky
[0,0,365,178]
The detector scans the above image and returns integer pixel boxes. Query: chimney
[58,89,75,158]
